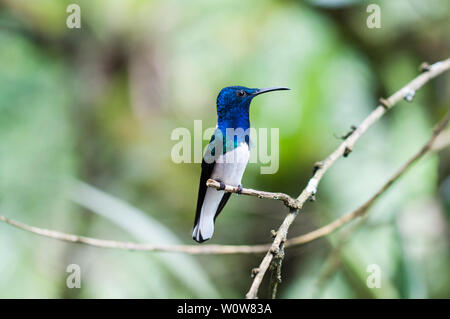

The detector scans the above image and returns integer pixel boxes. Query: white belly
[211,143,249,186]
[192,143,250,242]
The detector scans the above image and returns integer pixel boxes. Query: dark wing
[194,130,233,228]
[193,158,216,228]
[214,192,231,222]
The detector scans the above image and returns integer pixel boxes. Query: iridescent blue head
[216,86,289,133]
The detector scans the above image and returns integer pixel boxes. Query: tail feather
[192,189,224,243]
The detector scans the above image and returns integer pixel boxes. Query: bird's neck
[216,109,250,150]
[217,111,250,135]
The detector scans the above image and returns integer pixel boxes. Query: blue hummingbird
[192,86,289,243]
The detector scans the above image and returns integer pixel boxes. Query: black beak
[253,87,290,96]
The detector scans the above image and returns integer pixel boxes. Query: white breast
[211,143,250,186]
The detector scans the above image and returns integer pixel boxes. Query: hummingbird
[192,86,289,243]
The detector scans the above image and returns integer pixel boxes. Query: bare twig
[269,242,285,299]
[206,179,301,209]
[431,129,450,152]
[245,58,450,299]
[0,215,267,254]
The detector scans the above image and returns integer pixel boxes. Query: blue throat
[217,108,250,134]
[214,108,250,154]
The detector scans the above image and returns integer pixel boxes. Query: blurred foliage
[0,0,449,298]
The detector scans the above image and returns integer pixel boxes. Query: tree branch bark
[206,179,301,209]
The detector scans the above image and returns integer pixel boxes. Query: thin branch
[245,58,450,299]
[431,129,450,152]
[0,215,268,254]
[269,242,285,299]
[206,179,301,209]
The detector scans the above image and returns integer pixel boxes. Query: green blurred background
[0,0,449,298]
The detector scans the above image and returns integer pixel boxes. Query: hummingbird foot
[237,184,243,194]
[218,181,226,191]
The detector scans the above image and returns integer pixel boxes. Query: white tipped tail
[192,189,224,243]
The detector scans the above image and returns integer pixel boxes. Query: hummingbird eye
[236,90,246,97]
